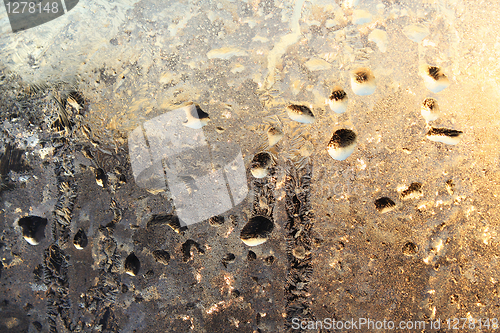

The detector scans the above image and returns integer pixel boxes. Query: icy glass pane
[1,0,500,332]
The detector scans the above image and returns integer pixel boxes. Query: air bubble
[240,215,274,246]
[73,228,88,250]
[327,129,357,161]
[420,65,450,93]
[286,104,315,124]
[250,152,272,178]
[182,103,210,129]
[350,68,376,96]
[426,127,463,145]
[402,242,418,256]
[400,182,423,200]
[18,216,47,246]
[152,250,170,265]
[124,252,140,276]
[374,197,396,213]
[209,215,225,227]
[421,98,440,122]
[267,127,284,146]
[327,86,348,114]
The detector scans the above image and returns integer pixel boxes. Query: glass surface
[0,0,499,332]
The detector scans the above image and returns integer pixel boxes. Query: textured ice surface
[1,0,500,332]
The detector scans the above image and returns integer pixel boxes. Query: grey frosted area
[4,0,65,33]
[64,0,78,11]
[0,0,500,332]
[142,104,207,159]
[222,150,249,206]
[128,125,166,193]
[129,104,248,225]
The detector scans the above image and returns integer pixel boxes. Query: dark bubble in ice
[427,66,442,80]
[73,228,88,249]
[247,250,257,261]
[328,129,357,148]
[222,253,236,267]
[287,104,314,117]
[251,152,272,168]
[400,182,423,200]
[124,252,140,276]
[374,197,396,213]
[329,87,347,101]
[181,239,205,262]
[147,214,187,234]
[353,68,373,83]
[402,242,418,256]
[240,215,274,246]
[426,127,463,137]
[263,255,275,265]
[209,215,225,227]
[422,97,437,110]
[95,167,107,187]
[18,216,47,246]
[152,250,171,265]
